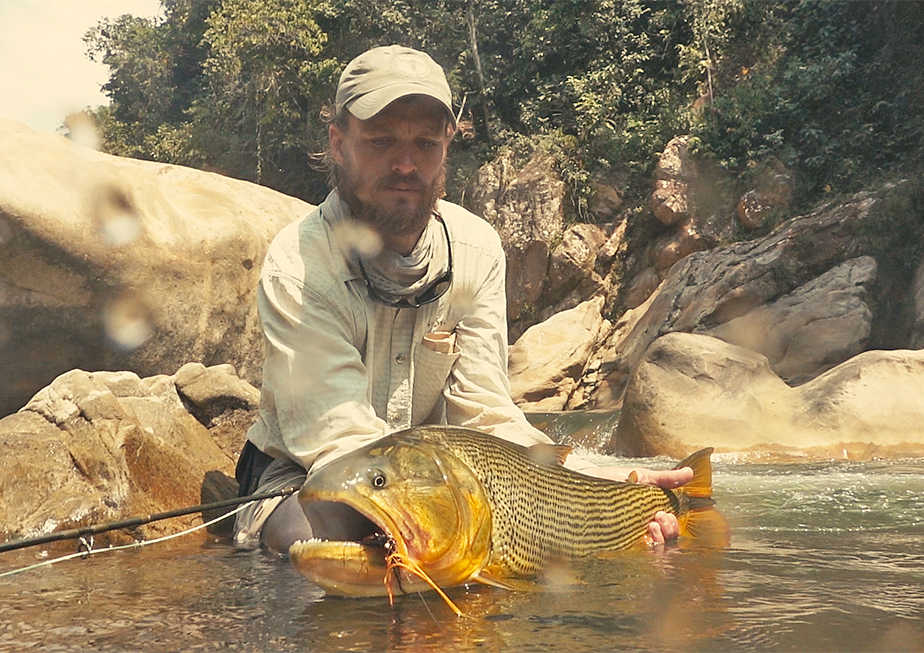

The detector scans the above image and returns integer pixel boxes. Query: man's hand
[583,464,694,546]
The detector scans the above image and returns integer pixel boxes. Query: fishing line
[0,486,299,578]
[415,590,465,653]
[0,503,250,579]
[0,486,298,554]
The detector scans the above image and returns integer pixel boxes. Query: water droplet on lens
[0,217,12,245]
[64,112,100,151]
[94,186,142,246]
[103,295,152,351]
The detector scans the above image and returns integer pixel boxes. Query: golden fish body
[290,425,726,596]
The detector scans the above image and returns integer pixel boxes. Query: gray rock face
[613,332,924,460]
[0,364,256,543]
[576,192,891,410]
[708,256,876,382]
[0,119,312,417]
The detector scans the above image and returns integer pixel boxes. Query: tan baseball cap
[336,45,455,127]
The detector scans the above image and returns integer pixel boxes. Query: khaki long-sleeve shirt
[246,191,569,473]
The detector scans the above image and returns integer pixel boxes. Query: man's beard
[336,165,446,239]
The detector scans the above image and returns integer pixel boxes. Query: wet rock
[0,119,312,418]
[612,332,924,460]
[0,365,251,544]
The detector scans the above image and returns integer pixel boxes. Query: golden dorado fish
[289,425,728,597]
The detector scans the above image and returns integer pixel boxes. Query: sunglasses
[358,217,453,309]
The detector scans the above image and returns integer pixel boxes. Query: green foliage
[85,0,924,214]
[192,0,340,198]
[688,0,924,208]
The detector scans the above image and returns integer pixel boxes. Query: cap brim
[346,83,456,127]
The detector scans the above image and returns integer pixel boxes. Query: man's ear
[329,123,345,166]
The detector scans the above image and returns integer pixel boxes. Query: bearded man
[234,45,691,552]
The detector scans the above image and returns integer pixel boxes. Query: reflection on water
[2,457,923,652]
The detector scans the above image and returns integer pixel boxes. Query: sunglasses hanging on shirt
[358,216,453,309]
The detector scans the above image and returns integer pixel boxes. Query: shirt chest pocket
[411,332,461,424]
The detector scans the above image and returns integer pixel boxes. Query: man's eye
[370,138,391,148]
[419,140,439,150]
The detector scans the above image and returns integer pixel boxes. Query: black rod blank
[0,486,299,554]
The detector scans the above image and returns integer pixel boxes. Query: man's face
[330,96,451,252]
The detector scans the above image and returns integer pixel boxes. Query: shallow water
[2,456,923,652]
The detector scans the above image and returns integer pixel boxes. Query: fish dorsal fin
[528,443,572,466]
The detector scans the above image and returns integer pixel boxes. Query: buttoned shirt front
[246,190,569,473]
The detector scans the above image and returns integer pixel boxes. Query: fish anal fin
[473,570,539,592]
[528,443,573,466]
[679,504,731,549]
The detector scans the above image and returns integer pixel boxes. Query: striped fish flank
[291,425,728,596]
[411,427,696,577]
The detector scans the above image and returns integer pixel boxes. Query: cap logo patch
[393,52,430,79]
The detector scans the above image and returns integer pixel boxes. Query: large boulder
[612,332,924,460]
[0,363,257,544]
[509,296,608,411]
[708,256,876,382]
[0,119,312,417]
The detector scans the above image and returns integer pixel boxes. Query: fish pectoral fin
[679,505,731,549]
[472,570,540,592]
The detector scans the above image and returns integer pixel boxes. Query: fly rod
[0,486,299,554]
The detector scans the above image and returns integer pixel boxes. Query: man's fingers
[647,511,680,548]
[647,520,665,547]
[632,466,693,489]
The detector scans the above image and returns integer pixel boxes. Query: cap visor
[347,84,455,126]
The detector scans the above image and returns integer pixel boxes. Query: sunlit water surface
[2,456,923,652]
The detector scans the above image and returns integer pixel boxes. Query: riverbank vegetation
[82,0,923,220]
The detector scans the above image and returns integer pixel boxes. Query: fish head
[290,433,492,596]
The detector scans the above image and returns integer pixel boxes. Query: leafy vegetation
[82,0,923,216]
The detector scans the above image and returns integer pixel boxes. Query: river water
[2,454,923,652]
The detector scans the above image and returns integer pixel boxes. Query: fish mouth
[302,499,396,554]
[289,497,405,597]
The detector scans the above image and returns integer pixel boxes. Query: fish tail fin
[675,448,731,548]
[674,447,714,498]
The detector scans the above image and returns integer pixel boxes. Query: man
[234,45,691,553]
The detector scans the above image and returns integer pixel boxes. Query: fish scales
[291,424,725,597]
[414,426,682,576]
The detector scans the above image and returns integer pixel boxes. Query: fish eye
[370,470,387,488]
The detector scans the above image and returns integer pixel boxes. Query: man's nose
[390,143,417,174]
